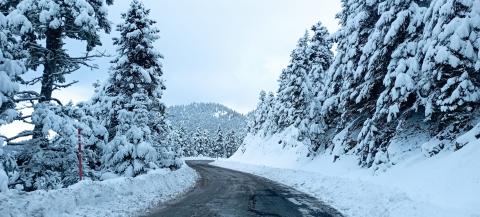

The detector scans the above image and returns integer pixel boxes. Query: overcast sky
[57,0,341,113]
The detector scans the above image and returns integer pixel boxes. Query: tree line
[248,0,480,170]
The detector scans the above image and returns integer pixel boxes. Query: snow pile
[0,166,198,217]
[221,127,480,217]
[237,127,310,168]
[0,168,8,193]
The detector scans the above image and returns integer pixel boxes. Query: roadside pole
[77,128,83,181]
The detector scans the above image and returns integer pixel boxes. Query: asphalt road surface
[142,160,343,217]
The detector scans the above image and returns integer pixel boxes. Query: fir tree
[0,10,25,128]
[321,0,381,127]
[416,0,480,152]
[214,127,226,158]
[14,103,107,190]
[190,129,202,157]
[306,22,334,95]
[275,32,311,133]
[355,0,428,167]
[225,130,239,157]
[305,22,334,150]
[101,0,172,177]
[249,91,268,134]
[263,92,277,136]
[7,0,113,143]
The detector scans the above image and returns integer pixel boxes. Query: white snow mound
[0,166,198,217]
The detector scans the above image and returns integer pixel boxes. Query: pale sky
[57,0,341,113]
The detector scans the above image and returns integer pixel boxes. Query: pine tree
[262,92,277,135]
[354,0,428,167]
[14,103,107,190]
[160,125,183,169]
[415,0,480,152]
[214,127,226,158]
[101,0,172,177]
[1,0,113,190]
[351,0,421,108]
[306,22,334,95]
[190,129,202,157]
[275,32,311,133]
[249,91,269,134]
[175,127,189,157]
[225,130,239,157]
[375,2,427,124]
[75,102,109,178]
[196,129,211,157]
[0,10,25,128]
[8,0,113,143]
[321,0,381,127]
[305,22,334,151]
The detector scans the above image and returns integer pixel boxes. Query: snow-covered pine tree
[0,9,25,128]
[173,127,189,158]
[304,22,334,152]
[159,125,183,169]
[262,91,277,136]
[214,127,226,158]
[354,0,428,167]
[102,0,173,177]
[191,128,211,157]
[321,0,381,128]
[274,32,311,134]
[375,1,428,125]
[418,0,480,149]
[306,22,334,96]
[193,129,210,157]
[0,9,25,191]
[1,0,114,190]
[352,0,421,109]
[179,127,195,157]
[225,130,239,157]
[75,102,109,178]
[204,130,215,157]
[249,91,268,134]
[14,102,109,190]
[7,0,113,144]
[190,129,202,157]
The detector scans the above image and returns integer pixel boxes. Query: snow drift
[0,166,198,217]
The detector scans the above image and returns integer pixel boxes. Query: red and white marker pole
[77,128,83,181]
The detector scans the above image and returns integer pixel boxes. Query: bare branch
[2,131,34,144]
[53,81,79,90]
[21,76,44,85]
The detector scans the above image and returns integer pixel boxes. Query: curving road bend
[142,160,343,217]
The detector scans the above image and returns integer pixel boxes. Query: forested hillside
[168,103,247,136]
[167,103,247,158]
[242,0,480,171]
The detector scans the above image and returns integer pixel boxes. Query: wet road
[142,160,343,217]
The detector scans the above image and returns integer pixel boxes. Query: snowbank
[0,166,198,217]
[218,127,480,217]
[0,168,7,193]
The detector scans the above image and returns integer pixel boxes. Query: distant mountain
[167,103,247,136]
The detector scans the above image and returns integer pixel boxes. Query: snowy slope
[217,126,480,217]
[0,166,198,217]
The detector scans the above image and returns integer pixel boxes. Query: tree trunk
[32,28,63,143]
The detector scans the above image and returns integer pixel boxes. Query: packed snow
[0,165,198,217]
[214,126,480,217]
